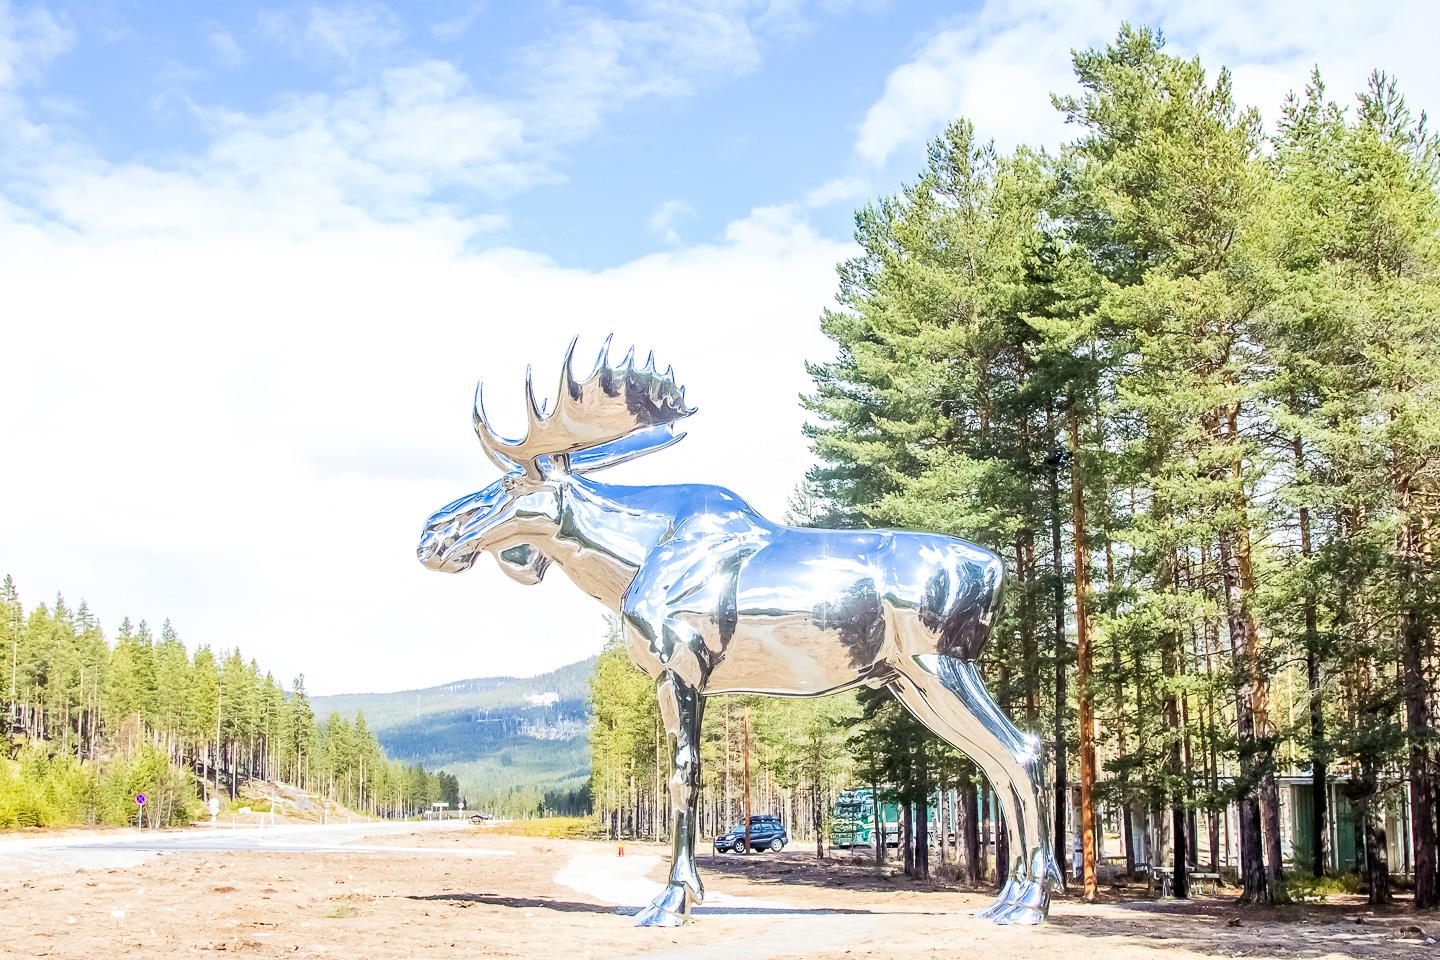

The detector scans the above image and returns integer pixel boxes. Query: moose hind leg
[634,674,706,928]
[891,655,1059,925]
[888,674,1027,920]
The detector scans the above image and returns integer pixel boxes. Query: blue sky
[3,0,1437,693]
[21,1,938,265]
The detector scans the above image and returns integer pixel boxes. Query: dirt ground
[1,825,1435,959]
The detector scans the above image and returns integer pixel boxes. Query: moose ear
[495,543,549,585]
[568,423,688,474]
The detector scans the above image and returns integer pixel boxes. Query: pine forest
[1,576,459,829]
[588,26,1440,912]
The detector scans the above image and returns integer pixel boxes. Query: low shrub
[486,815,605,839]
[0,749,93,828]
[0,743,197,829]
[1283,870,1364,901]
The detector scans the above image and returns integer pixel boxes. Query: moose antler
[474,337,696,476]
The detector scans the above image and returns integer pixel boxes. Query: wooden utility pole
[742,708,753,853]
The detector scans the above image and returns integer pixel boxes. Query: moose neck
[539,474,673,610]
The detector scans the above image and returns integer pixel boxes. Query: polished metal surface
[418,339,1061,926]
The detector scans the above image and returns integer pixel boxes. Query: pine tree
[1054,24,1283,902]
[1271,68,1440,906]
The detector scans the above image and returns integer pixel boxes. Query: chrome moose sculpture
[417,340,1061,926]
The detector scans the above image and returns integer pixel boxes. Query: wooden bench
[1190,871,1220,895]
[1151,867,1220,897]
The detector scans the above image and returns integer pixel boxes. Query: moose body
[418,341,1060,926]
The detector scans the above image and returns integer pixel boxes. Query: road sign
[135,793,147,806]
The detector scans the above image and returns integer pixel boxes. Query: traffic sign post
[135,793,147,831]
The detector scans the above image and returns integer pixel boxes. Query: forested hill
[311,658,595,816]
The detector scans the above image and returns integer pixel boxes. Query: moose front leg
[633,674,706,927]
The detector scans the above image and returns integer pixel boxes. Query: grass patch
[484,816,604,839]
[323,905,359,919]
[224,797,272,814]
[1282,871,1364,901]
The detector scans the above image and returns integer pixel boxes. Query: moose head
[416,337,695,583]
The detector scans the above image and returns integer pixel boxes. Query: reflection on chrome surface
[418,337,1060,926]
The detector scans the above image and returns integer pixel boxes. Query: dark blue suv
[713,815,788,853]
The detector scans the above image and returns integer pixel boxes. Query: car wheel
[771,838,785,852]
[732,840,746,854]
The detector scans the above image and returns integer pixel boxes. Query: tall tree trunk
[1201,544,1223,873]
[1218,531,1267,903]
[1068,409,1099,902]
[980,781,992,882]
[1164,628,1189,899]
[962,777,981,884]
[1400,505,1438,909]
[871,762,885,866]
[901,798,914,877]
[1047,405,1069,886]
[916,737,930,879]
[814,784,824,859]
[1294,437,1328,878]
[1363,786,1392,905]
[937,781,947,866]
[1018,532,1038,728]
[1224,407,1285,901]
[1112,560,1134,879]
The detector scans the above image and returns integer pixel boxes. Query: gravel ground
[1,825,1434,959]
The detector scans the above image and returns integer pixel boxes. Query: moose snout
[416,529,443,568]
[417,524,467,572]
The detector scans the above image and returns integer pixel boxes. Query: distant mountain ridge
[311,658,596,813]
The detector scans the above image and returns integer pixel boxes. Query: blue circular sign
[135,793,147,805]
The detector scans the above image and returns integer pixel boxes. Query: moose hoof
[634,883,694,927]
[976,879,1018,919]
[1042,856,1065,895]
[988,879,1049,926]
[992,903,1046,926]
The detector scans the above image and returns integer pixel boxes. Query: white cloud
[0,17,850,692]
[0,195,848,694]
[0,3,868,695]
[856,0,1440,167]
[518,1,774,142]
[428,3,485,41]
[0,0,71,89]
[208,29,246,67]
[804,175,868,208]
[646,198,694,245]
[21,60,541,237]
[258,1,404,67]
[22,2,813,235]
